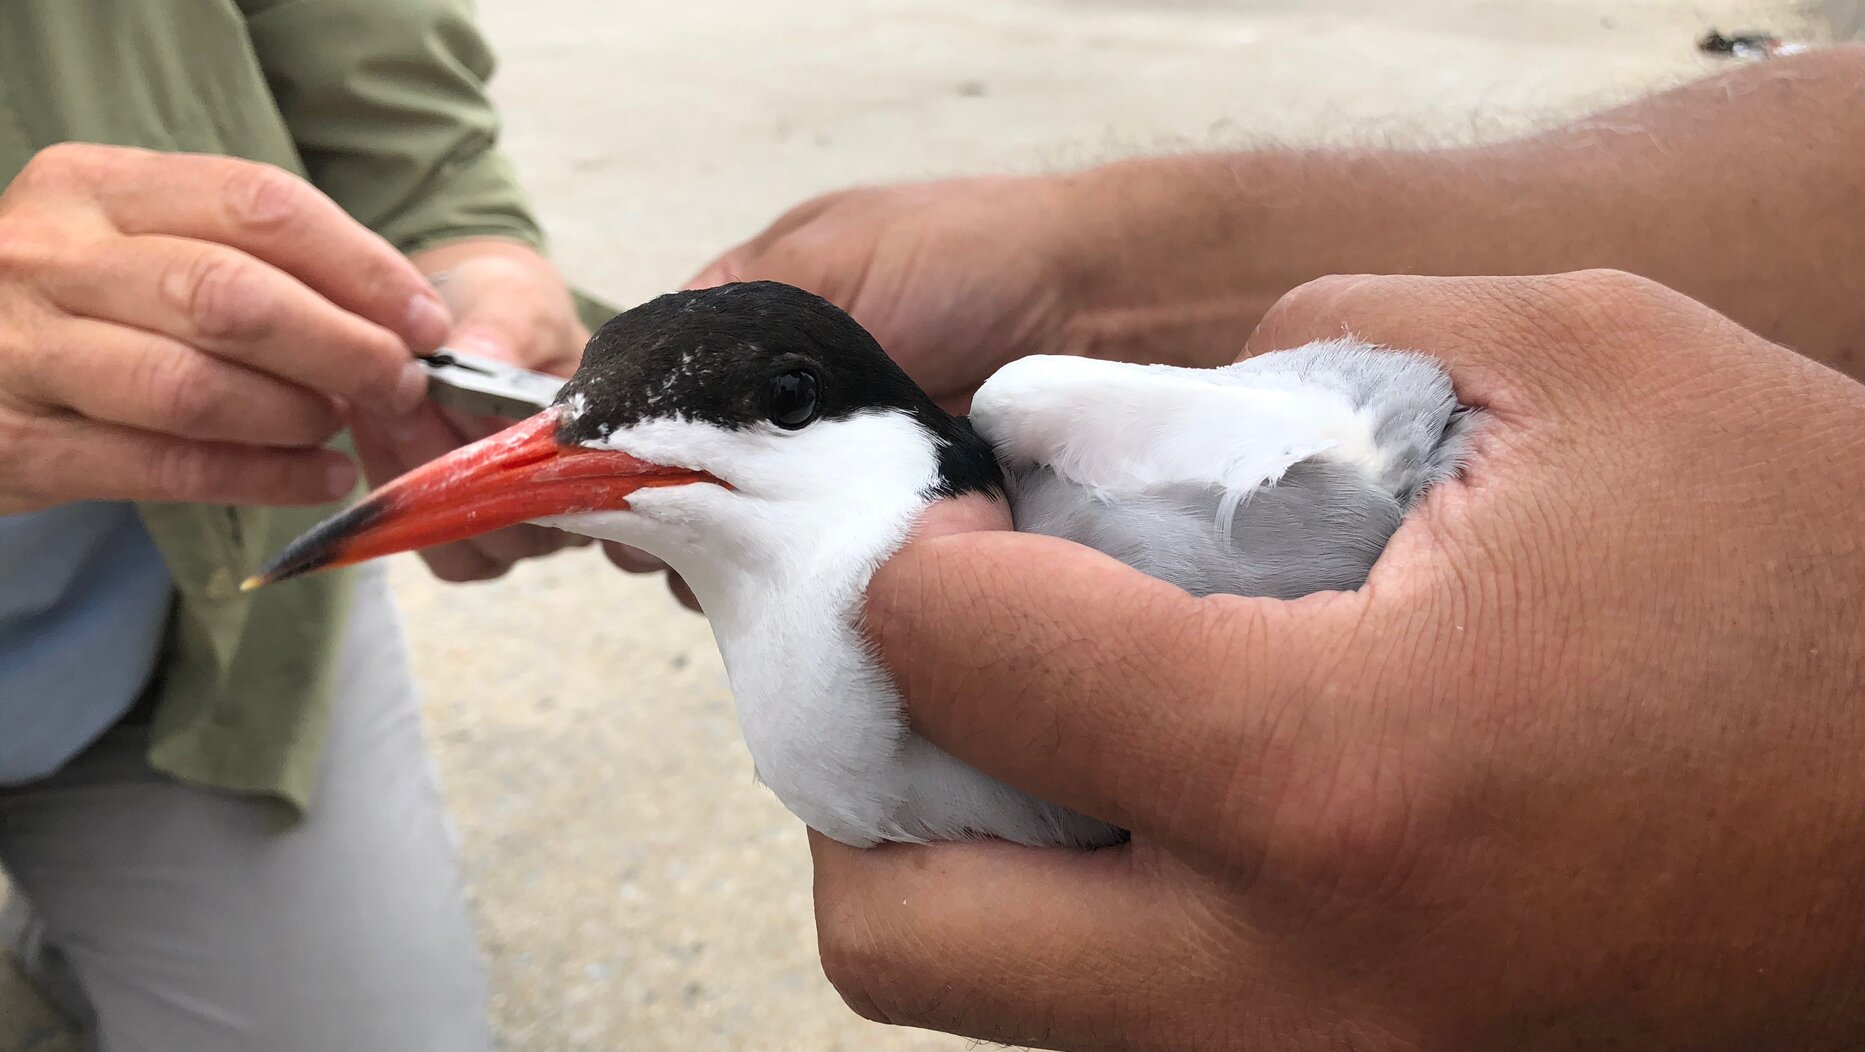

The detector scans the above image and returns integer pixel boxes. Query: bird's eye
[766,369,820,429]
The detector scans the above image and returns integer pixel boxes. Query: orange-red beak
[243,410,719,589]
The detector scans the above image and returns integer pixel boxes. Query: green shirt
[0,0,611,817]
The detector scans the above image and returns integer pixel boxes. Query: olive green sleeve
[237,0,545,256]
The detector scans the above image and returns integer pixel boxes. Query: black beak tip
[240,544,335,593]
[242,498,388,592]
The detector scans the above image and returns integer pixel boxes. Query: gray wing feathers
[1219,339,1475,510]
[1010,459,1402,598]
[1005,341,1474,599]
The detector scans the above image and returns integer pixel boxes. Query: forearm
[1062,46,1865,377]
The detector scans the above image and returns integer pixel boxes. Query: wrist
[1054,141,1638,367]
[1054,151,1464,368]
[1042,156,1267,369]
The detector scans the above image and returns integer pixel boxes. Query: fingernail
[393,360,429,413]
[327,458,358,498]
[402,293,452,351]
[454,331,515,363]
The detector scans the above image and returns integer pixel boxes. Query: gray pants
[0,567,491,1051]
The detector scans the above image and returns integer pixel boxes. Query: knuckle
[1534,269,1669,327]
[6,313,83,402]
[358,252,420,313]
[813,894,978,1033]
[0,415,56,507]
[136,350,222,434]
[16,142,106,188]
[816,926,902,1025]
[1253,274,1378,350]
[222,162,309,235]
[826,974,891,1026]
[281,397,343,446]
[0,225,54,279]
[1485,270,1704,377]
[1,344,54,407]
[1286,272,1374,304]
[813,875,904,1016]
[2,174,98,278]
[1553,266,1665,301]
[0,410,39,456]
[10,232,119,293]
[353,327,413,391]
[171,250,272,341]
[152,441,219,501]
[1521,270,1652,332]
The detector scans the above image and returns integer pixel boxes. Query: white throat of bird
[540,407,955,840]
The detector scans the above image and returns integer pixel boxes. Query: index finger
[33,144,449,353]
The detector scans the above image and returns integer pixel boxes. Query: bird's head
[245,282,1004,603]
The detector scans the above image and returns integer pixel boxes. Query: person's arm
[696,45,1865,394]
[822,269,1865,1049]
[1055,44,1865,377]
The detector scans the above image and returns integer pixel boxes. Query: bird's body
[980,344,1470,602]
[251,282,1472,850]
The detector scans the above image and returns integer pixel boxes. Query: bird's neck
[672,497,929,844]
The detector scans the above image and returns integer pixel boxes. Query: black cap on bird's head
[243,281,1003,589]
[558,282,999,495]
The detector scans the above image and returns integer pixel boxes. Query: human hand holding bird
[821,270,1865,1050]
[239,263,1865,1046]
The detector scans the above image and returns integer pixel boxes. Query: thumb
[451,298,579,377]
[863,522,1378,846]
[436,260,583,377]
